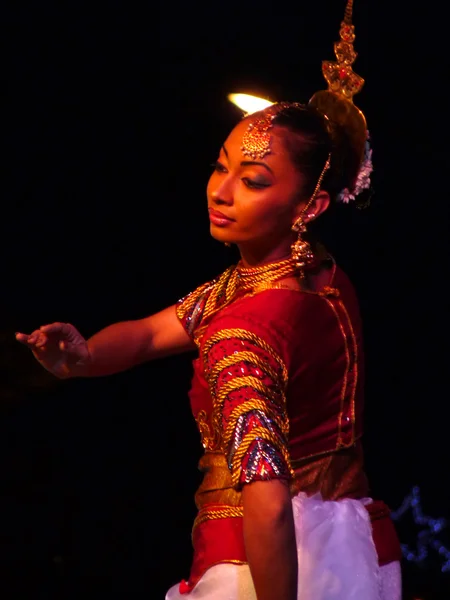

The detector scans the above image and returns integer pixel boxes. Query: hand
[15,322,91,379]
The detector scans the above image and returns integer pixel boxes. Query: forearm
[81,319,151,377]
[243,480,298,600]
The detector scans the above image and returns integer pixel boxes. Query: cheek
[242,195,294,229]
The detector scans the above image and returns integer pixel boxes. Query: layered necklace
[194,256,300,328]
[234,256,300,294]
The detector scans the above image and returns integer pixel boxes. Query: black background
[3,1,449,598]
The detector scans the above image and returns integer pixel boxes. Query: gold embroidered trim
[176,281,215,322]
[202,328,291,482]
[214,375,285,449]
[193,505,244,531]
[196,409,219,450]
[203,328,288,387]
[197,559,248,568]
[230,426,294,486]
[223,398,288,450]
[177,268,234,319]
[322,299,349,445]
[320,297,358,448]
[216,375,281,406]
[194,451,242,509]
[208,351,280,392]
[336,299,358,440]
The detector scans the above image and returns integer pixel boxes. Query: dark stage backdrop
[3,1,449,598]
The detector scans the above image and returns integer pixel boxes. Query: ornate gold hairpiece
[309,0,367,165]
[229,0,369,198]
[322,0,364,101]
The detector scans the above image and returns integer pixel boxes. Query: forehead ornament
[240,102,299,160]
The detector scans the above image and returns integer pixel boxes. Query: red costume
[175,260,401,594]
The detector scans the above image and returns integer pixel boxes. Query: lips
[208,208,235,226]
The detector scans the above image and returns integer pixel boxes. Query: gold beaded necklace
[196,257,300,326]
[235,257,300,293]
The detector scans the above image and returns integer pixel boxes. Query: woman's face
[207,117,306,255]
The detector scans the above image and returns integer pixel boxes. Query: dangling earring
[291,216,315,278]
[224,242,231,247]
[291,154,331,277]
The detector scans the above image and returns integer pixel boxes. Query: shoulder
[201,289,325,362]
[204,265,363,347]
[214,287,337,330]
[175,266,236,339]
[200,293,292,379]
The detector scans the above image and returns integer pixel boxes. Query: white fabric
[166,493,402,600]
[166,563,257,600]
[378,561,402,600]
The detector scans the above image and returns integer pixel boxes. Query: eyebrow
[241,160,274,175]
[221,145,274,175]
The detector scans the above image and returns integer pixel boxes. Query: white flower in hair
[338,133,373,203]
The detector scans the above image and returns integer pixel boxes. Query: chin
[209,225,234,245]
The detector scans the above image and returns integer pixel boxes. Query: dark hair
[272,104,361,202]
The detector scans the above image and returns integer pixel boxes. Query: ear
[294,190,330,224]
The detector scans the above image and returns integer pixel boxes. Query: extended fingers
[39,322,66,334]
[15,332,30,344]
[15,330,49,351]
[16,330,40,344]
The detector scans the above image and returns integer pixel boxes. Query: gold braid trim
[201,267,238,321]
[322,298,350,446]
[208,350,280,392]
[178,258,300,343]
[336,299,358,442]
[203,328,288,387]
[214,375,285,446]
[176,281,215,321]
[216,375,281,405]
[223,398,288,450]
[175,267,235,333]
[230,426,294,487]
[202,328,289,456]
[193,505,244,531]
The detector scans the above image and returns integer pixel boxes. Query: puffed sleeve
[202,318,294,488]
[176,280,216,341]
[176,266,236,344]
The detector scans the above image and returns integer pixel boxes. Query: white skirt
[165,492,402,600]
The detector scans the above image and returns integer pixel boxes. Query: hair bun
[309,90,366,167]
[308,90,367,194]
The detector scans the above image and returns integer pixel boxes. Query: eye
[242,177,270,189]
[211,160,227,173]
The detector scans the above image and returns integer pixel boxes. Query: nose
[209,176,234,206]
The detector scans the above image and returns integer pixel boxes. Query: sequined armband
[203,327,294,487]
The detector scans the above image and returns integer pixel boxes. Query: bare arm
[242,479,298,600]
[84,304,196,376]
[16,304,196,379]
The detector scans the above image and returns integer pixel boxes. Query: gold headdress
[229,0,370,191]
[308,0,367,170]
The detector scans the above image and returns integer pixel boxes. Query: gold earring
[291,216,315,278]
[290,154,330,276]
